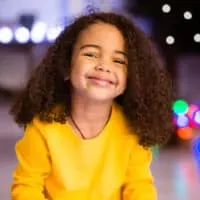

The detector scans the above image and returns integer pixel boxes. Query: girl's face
[70,22,128,103]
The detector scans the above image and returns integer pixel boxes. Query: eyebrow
[80,44,128,58]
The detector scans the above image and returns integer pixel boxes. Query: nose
[95,62,110,73]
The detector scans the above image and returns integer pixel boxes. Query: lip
[87,75,115,84]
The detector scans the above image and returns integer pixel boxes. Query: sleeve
[122,140,157,200]
[11,121,51,200]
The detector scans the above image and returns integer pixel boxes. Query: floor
[1,100,200,200]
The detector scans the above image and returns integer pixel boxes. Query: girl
[10,12,173,200]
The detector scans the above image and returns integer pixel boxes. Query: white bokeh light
[15,27,30,43]
[31,21,47,43]
[46,26,63,42]
[184,11,192,20]
[194,33,200,43]
[162,4,171,13]
[166,35,175,45]
[194,111,200,124]
[0,27,13,44]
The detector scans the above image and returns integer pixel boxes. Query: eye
[83,53,98,58]
[113,59,127,65]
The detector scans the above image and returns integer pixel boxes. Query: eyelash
[113,59,126,65]
[83,53,126,65]
[83,53,98,58]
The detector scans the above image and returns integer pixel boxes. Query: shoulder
[26,115,58,139]
[31,116,49,130]
[22,116,67,150]
[30,104,64,129]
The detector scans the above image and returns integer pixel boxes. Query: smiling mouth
[87,76,115,86]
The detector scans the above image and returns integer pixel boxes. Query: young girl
[10,12,173,200]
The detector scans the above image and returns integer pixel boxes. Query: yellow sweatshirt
[11,103,157,200]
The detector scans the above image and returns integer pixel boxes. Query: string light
[0,22,63,44]
[194,33,200,43]
[193,111,200,125]
[166,35,175,45]
[176,115,190,128]
[0,27,13,44]
[177,127,193,140]
[183,11,192,20]
[30,21,47,43]
[46,26,63,42]
[173,99,188,115]
[162,4,171,13]
[14,27,30,44]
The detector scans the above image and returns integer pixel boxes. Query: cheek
[70,63,82,86]
[70,60,84,77]
[70,61,91,86]
[71,57,92,75]
[118,69,127,88]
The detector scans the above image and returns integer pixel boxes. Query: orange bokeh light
[177,127,193,140]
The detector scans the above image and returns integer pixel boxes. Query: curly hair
[10,12,173,147]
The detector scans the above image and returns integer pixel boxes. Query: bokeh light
[193,111,200,125]
[173,100,188,115]
[187,104,199,119]
[14,27,30,43]
[176,115,190,128]
[0,27,13,44]
[177,127,193,140]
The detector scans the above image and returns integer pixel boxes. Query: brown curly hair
[10,12,173,147]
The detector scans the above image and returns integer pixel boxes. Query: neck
[69,93,112,138]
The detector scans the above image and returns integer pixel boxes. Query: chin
[86,92,118,103]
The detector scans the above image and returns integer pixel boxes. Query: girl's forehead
[76,22,125,46]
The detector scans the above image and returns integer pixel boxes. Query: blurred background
[0,0,200,199]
